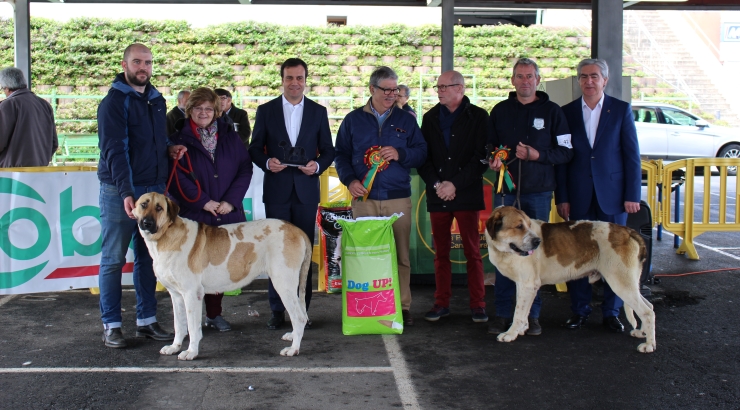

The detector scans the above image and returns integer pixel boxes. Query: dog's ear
[166,196,180,223]
[486,210,504,238]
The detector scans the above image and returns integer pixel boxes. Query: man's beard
[126,69,150,87]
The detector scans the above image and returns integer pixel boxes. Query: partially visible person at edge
[418,70,490,324]
[166,89,190,136]
[248,58,335,331]
[555,58,642,334]
[167,87,253,332]
[396,84,417,118]
[215,88,251,148]
[97,43,186,349]
[334,66,427,327]
[487,57,573,337]
[0,67,58,167]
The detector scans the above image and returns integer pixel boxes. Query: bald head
[121,43,153,91]
[436,70,465,111]
[123,43,151,62]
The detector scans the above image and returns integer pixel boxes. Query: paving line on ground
[657,229,740,261]
[0,294,18,307]
[0,366,393,374]
[382,334,421,410]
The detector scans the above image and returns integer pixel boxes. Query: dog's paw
[637,342,656,353]
[630,329,646,338]
[280,347,299,356]
[281,332,293,342]
[160,344,181,355]
[178,349,198,360]
[496,332,518,343]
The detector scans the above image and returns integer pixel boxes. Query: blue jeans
[493,191,552,319]
[568,190,627,318]
[98,182,164,329]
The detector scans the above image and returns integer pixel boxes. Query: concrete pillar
[441,0,454,73]
[12,0,32,90]
[591,0,623,99]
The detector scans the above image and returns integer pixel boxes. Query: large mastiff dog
[484,206,656,353]
[133,192,310,360]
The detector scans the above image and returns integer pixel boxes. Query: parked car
[632,102,740,175]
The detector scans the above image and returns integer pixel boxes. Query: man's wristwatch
[433,181,441,190]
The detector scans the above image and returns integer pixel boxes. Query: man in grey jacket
[0,67,58,167]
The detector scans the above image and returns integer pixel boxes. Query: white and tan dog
[484,206,656,353]
[133,192,310,360]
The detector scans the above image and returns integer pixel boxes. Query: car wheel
[718,144,740,176]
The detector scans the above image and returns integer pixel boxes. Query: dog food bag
[336,215,403,335]
[317,202,353,294]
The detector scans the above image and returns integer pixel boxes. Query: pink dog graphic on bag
[346,290,396,317]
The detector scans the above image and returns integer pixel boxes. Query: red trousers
[430,210,485,309]
[204,293,223,319]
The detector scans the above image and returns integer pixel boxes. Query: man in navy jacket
[249,58,335,330]
[97,43,186,348]
[487,58,573,336]
[334,66,427,326]
[555,58,642,333]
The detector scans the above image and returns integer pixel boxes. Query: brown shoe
[402,310,414,326]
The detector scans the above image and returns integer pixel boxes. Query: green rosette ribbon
[357,145,389,202]
[491,145,516,193]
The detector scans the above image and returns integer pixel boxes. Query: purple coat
[167,117,253,226]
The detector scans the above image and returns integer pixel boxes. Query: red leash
[165,152,202,203]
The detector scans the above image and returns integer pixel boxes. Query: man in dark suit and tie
[555,58,642,333]
[248,58,336,330]
[216,88,251,147]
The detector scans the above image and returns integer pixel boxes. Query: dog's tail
[298,232,312,314]
[628,228,648,267]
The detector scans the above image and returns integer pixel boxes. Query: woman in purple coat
[167,87,253,332]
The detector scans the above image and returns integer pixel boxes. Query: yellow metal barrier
[319,166,352,204]
[641,159,661,226]
[661,158,740,260]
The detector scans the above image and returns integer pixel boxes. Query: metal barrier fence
[660,158,740,260]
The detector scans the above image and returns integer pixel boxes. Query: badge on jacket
[532,118,545,130]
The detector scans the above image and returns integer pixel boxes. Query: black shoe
[402,310,414,326]
[102,328,127,348]
[526,317,542,336]
[564,314,589,329]
[487,316,513,334]
[305,319,313,330]
[135,322,174,341]
[267,311,285,330]
[603,316,625,333]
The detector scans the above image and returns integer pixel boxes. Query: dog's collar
[509,243,533,257]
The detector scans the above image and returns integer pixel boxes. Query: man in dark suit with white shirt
[555,58,642,333]
[248,58,335,330]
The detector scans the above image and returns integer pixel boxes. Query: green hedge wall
[0,18,593,135]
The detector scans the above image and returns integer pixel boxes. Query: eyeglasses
[433,84,460,92]
[192,106,215,114]
[219,96,229,101]
[374,85,400,96]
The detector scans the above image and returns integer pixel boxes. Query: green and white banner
[0,168,263,295]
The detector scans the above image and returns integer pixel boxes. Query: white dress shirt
[268,95,317,173]
[581,93,605,148]
[282,95,304,146]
